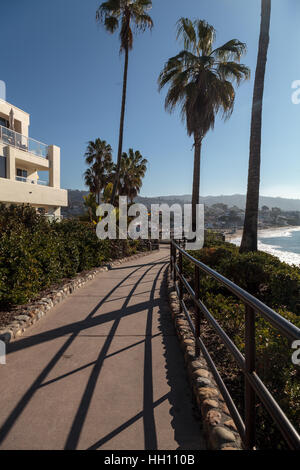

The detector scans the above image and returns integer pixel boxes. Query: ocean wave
[258,226,300,239]
[230,237,300,267]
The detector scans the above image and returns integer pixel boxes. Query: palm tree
[118,148,148,203]
[96,0,153,205]
[240,0,271,253]
[84,138,114,204]
[158,18,250,231]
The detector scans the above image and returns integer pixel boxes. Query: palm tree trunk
[191,132,202,233]
[240,0,271,253]
[111,44,129,205]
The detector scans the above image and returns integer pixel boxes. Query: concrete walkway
[0,246,205,450]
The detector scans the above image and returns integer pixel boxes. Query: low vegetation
[182,232,300,449]
[0,205,148,308]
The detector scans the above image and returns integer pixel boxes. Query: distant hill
[136,194,300,211]
[62,190,300,217]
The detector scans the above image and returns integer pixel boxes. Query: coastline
[225,225,300,267]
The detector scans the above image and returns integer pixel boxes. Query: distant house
[276,216,288,226]
[0,98,67,218]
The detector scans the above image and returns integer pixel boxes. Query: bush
[185,238,300,312]
[0,205,147,308]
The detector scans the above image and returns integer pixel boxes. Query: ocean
[231,227,300,267]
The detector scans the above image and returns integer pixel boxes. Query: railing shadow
[0,260,152,446]
[156,267,205,450]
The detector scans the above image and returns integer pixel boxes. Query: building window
[0,156,6,178]
[16,168,28,182]
[0,117,9,128]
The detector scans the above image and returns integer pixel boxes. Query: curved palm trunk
[191,132,202,233]
[240,0,271,253]
[111,45,129,205]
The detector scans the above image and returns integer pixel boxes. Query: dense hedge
[183,232,300,449]
[190,233,300,313]
[0,205,147,308]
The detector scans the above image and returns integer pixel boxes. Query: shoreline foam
[226,226,300,267]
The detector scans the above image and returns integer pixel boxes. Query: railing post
[178,250,183,311]
[170,242,173,279]
[194,265,201,357]
[245,305,256,450]
[173,244,176,285]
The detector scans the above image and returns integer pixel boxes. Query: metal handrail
[170,239,300,450]
[0,125,48,158]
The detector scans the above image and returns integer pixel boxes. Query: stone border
[0,250,154,344]
[167,267,242,450]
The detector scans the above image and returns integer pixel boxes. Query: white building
[0,98,67,218]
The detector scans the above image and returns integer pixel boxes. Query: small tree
[84,139,114,204]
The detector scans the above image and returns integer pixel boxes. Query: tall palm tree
[240,0,271,253]
[84,138,114,204]
[158,18,250,231]
[118,148,148,203]
[96,0,153,205]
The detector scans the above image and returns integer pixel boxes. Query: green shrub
[0,205,147,308]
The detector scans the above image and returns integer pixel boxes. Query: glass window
[0,117,8,128]
[0,156,6,178]
[16,168,28,182]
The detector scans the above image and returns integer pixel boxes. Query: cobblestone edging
[167,267,242,450]
[0,250,154,345]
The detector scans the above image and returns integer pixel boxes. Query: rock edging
[0,250,154,344]
[167,267,242,450]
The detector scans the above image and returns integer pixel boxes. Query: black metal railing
[170,240,300,450]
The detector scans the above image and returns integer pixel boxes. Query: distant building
[0,98,67,218]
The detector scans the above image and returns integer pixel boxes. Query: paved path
[0,246,205,450]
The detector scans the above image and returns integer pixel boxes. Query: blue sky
[2,0,300,198]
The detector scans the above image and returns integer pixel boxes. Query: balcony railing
[15,176,49,186]
[0,125,48,158]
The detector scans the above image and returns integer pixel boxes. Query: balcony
[0,125,48,158]
[0,177,68,207]
[15,176,49,186]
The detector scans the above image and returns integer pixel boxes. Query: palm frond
[96,0,121,22]
[195,19,216,55]
[176,18,197,52]
[133,13,153,31]
[104,15,119,33]
[212,39,247,62]
[217,61,250,85]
